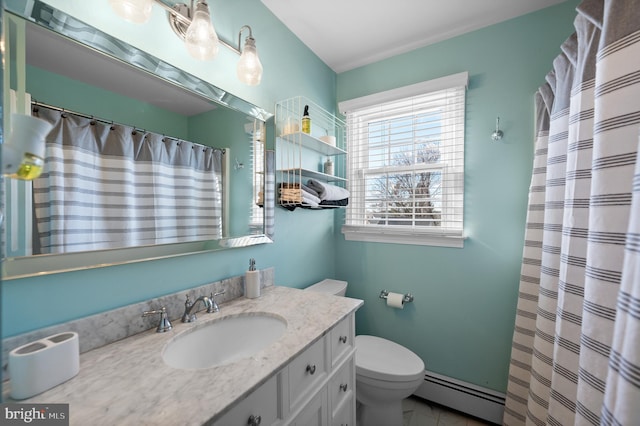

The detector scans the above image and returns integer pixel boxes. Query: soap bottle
[302,105,311,134]
[324,157,334,176]
[245,258,260,299]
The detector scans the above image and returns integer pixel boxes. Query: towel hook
[491,116,504,141]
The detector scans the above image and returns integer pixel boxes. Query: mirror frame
[2,2,275,280]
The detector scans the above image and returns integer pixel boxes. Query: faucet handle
[182,295,196,322]
[209,290,226,313]
[142,306,173,333]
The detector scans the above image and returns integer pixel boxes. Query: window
[339,72,467,247]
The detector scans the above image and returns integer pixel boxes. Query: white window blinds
[339,72,467,247]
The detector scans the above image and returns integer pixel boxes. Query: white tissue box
[9,332,80,400]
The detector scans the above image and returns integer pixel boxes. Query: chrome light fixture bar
[108,0,263,85]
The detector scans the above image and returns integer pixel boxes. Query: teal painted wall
[1,0,580,396]
[334,0,579,393]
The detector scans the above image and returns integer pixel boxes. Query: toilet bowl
[305,280,425,426]
[355,335,424,426]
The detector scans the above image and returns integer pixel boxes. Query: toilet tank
[305,279,348,297]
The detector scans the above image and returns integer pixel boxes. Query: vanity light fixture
[108,0,263,85]
[183,0,219,60]
[236,26,263,86]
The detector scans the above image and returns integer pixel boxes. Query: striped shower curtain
[503,0,640,424]
[32,106,223,254]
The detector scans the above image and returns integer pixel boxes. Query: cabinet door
[289,388,328,426]
[288,336,328,412]
[214,374,280,426]
[331,393,355,426]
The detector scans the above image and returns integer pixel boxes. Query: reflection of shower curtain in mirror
[32,106,223,254]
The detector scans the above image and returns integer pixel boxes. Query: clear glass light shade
[108,0,153,24]
[237,37,263,86]
[2,114,52,181]
[185,1,219,60]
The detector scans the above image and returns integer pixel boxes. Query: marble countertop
[8,286,363,425]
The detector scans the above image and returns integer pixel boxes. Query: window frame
[339,72,468,248]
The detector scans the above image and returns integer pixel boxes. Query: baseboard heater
[413,370,505,424]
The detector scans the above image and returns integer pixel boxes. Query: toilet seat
[355,335,424,383]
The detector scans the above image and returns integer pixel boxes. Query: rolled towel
[301,183,320,198]
[307,179,350,201]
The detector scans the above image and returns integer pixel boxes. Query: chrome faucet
[181,295,213,323]
[142,306,173,333]
[209,290,226,313]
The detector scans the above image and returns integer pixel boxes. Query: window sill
[342,226,465,248]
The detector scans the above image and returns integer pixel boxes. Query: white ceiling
[260,0,567,73]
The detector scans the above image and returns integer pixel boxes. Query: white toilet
[305,279,425,426]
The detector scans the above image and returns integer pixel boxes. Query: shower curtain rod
[31,100,225,153]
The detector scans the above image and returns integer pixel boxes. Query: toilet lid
[305,279,347,295]
[355,335,424,382]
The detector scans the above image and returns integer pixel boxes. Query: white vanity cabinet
[213,375,280,425]
[213,313,356,426]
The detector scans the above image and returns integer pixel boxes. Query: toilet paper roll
[386,292,405,309]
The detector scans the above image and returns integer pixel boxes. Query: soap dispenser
[324,157,334,176]
[245,258,260,299]
[302,105,311,134]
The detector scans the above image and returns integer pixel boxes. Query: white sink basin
[162,313,287,370]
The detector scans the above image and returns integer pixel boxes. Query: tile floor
[402,396,495,426]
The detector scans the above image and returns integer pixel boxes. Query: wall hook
[234,158,244,170]
[491,116,504,141]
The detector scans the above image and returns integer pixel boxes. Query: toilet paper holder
[379,290,414,304]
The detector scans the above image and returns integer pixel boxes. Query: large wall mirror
[2,1,275,280]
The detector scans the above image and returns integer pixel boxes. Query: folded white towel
[302,189,321,205]
[302,192,320,207]
[307,179,350,201]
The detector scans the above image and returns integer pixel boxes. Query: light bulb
[185,1,219,60]
[108,0,153,24]
[237,37,263,86]
[3,114,52,181]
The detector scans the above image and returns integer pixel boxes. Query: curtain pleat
[503,85,553,425]
[32,106,223,253]
[504,0,640,424]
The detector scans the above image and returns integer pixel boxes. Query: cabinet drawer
[288,337,328,412]
[214,374,279,426]
[330,315,354,367]
[328,360,354,419]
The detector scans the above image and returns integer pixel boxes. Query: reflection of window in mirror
[249,119,266,233]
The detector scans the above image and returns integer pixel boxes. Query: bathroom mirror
[2,2,275,280]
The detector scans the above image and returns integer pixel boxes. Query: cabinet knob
[340,383,348,392]
[339,335,348,344]
[306,364,316,375]
[247,414,262,425]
